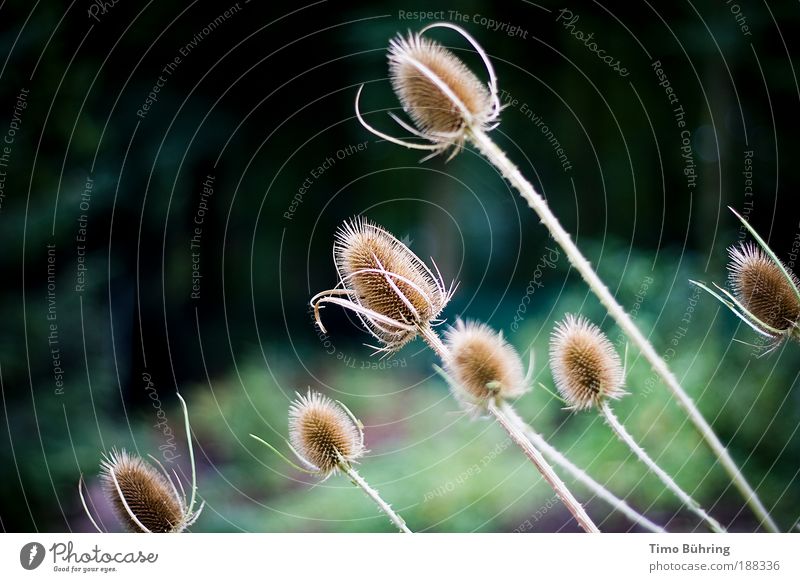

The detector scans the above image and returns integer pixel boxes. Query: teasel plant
[250,389,411,533]
[691,207,800,355]
[548,314,725,533]
[78,393,204,533]
[310,219,656,532]
[353,23,777,531]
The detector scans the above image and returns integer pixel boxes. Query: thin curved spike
[370,252,422,322]
[711,282,784,335]
[537,382,570,406]
[249,433,318,474]
[523,349,536,387]
[183,500,205,529]
[335,399,366,450]
[420,22,501,119]
[172,469,188,507]
[730,206,800,304]
[355,85,440,151]
[689,280,776,338]
[312,296,415,332]
[146,453,184,507]
[108,466,152,533]
[176,392,198,516]
[78,476,104,533]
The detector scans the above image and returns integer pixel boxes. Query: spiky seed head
[444,320,528,410]
[100,449,184,533]
[332,217,451,351]
[389,31,494,150]
[289,391,365,476]
[549,315,625,410]
[728,242,800,334]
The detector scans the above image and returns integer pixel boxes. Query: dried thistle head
[311,217,454,354]
[79,394,203,533]
[356,23,500,160]
[549,315,625,411]
[99,449,195,533]
[443,320,530,411]
[728,242,800,336]
[692,208,800,353]
[288,390,365,476]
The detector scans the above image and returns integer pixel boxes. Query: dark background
[0,0,798,532]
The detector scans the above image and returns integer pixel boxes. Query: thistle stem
[599,402,725,533]
[340,463,412,533]
[468,127,778,533]
[521,425,665,533]
[488,400,599,532]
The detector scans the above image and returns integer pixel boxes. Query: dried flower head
[443,320,530,410]
[728,242,800,335]
[96,449,200,533]
[549,315,625,411]
[311,217,454,354]
[691,208,800,354]
[79,394,203,533]
[288,390,365,476]
[356,23,500,160]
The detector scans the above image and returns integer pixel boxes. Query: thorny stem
[600,402,725,533]
[467,126,779,533]
[340,463,412,533]
[488,399,600,533]
[521,425,665,533]
[418,323,449,360]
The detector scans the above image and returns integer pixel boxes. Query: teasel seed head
[356,23,500,160]
[288,390,365,476]
[728,242,800,336]
[311,217,454,354]
[100,449,186,533]
[549,314,626,411]
[443,320,530,411]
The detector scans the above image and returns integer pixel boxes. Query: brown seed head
[389,30,495,148]
[444,320,529,409]
[289,390,365,475]
[549,315,625,410]
[728,242,800,333]
[100,449,185,533]
[331,217,451,351]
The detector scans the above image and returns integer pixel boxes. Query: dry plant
[353,23,777,532]
[549,315,725,532]
[78,393,203,533]
[692,207,800,354]
[311,219,669,533]
[250,389,411,533]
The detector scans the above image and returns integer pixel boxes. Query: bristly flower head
[443,320,530,412]
[549,315,626,411]
[311,217,455,354]
[288,390,365,477]
[99,449,197,533]
[356,23,501,160]
[690,207,800,354]
[728,242,800,337]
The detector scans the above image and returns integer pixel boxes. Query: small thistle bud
[100,449,185,533]
[444,320,529,409]
[728,242,800,334]
[549,315,625,410]
[289,390,365,476]
[356,23,500,159]
[311,217,453,353]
